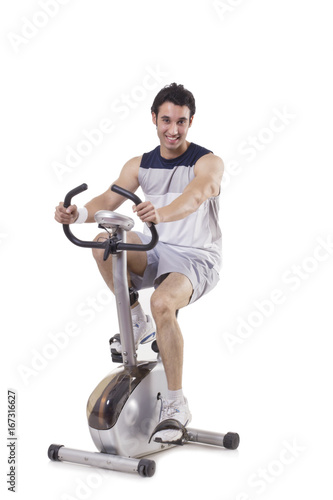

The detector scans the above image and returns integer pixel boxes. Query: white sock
[167,389,184,403]
[131,303,145,321]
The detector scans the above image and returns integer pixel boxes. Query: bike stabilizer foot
[48,445,156,477]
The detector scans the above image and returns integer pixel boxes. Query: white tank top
[138,142,222,271]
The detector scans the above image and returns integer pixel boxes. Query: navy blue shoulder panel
[140,143,213,170]
[140,146,160,170]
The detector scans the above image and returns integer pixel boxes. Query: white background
[1,0,333,499]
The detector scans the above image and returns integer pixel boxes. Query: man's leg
[92,231,156,349]
[150,272,193,443]
[150,272,193,391]
[92,231,147,295]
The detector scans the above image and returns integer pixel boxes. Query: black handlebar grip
[111,184,142,206]
[62,183,103,250]
[64,183,88,209]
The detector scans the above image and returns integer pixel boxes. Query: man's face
[152,101,194,157]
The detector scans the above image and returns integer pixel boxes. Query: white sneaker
[153,397,192,443]
[133,314,156,348]
[111,314,156,353]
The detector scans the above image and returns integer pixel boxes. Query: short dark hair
[151,83,196,119]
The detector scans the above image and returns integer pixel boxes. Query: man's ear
[152,112,157,126]
[189,115,194,127]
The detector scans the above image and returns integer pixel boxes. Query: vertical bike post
[112,229,137,367]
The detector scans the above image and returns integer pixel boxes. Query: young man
[55,83,224,443]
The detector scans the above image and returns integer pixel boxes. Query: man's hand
[133,201,161,224]
[54,202,79,224]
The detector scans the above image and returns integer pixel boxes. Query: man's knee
[92,233,107,263]
[150,291,175,320]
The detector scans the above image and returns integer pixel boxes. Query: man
[55,83,224,443]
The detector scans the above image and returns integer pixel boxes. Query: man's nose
[168,122,179,135]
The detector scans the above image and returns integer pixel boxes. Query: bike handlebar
[64,183,88,210]
[62,184,159,253]
[110,184,142,206]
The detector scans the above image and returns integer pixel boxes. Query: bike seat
[94,210,134,231]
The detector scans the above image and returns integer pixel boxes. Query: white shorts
[129,231,220,304]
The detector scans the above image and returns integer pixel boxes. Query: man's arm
[134,154,224,224]
[84,156,141,221]
[54,156,141,224]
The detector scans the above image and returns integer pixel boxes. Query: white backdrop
[1,1,332,499]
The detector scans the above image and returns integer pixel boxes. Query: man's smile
[165,135,180,144]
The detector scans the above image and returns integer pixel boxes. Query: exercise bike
[48,183,240,477]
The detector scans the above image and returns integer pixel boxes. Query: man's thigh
[152,272,193,310]
[126,231,148,276]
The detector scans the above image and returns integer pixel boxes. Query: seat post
[112,228,137,367]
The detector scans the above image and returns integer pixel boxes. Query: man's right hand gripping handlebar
[54,203,79,224]
[54,182,86,225]
[54,185,79,224]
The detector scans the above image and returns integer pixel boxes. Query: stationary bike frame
[48,184,240,477]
